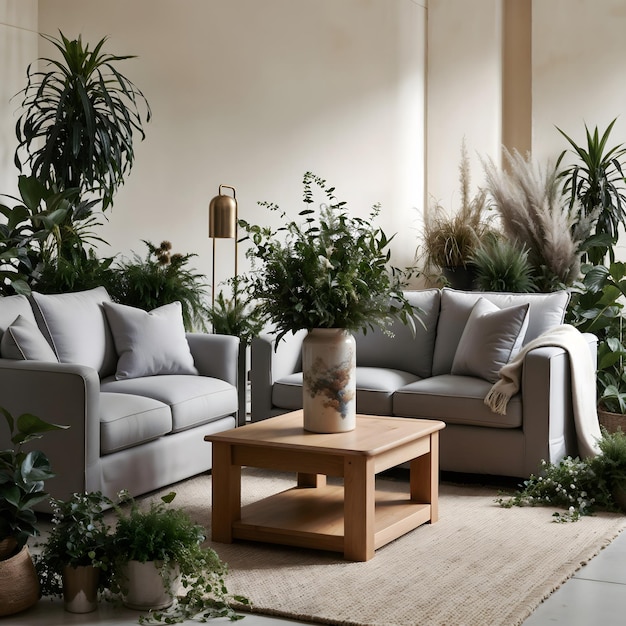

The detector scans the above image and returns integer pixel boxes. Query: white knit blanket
[484,324,602,458]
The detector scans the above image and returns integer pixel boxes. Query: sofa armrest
[0,359,101,508]
[250,330,306,422]
[186,332,240,386]
[521,332,598,476]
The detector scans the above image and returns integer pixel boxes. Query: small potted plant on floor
[110,490,248,623]
[35,491,113,613]
[0,407,68,616]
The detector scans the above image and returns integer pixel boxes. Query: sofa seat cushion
[101,375,237,433]
[272,367,420,415]
[100,392,172,455]
[393,374,522,428]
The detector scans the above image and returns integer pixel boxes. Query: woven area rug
[146,468,626,626]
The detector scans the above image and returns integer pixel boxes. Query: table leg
[343,455,375,561]
[211,442,241,542]
[410,431,439,522]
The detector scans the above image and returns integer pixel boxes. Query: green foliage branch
[239,172,421,345]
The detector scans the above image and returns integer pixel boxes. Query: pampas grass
[483,149,590,290]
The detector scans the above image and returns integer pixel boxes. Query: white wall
[35,0,427,291]
[0,0,38,200]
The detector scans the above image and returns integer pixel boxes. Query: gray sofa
[250,288,597,478]
[0,287,239,508]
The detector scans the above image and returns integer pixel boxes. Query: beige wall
[35,0,427,290]
[0,0,37,199]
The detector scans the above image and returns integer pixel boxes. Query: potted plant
[110,490,248,623]
[421,141,492,289]
[0,407,68,616]
[35,491,113,613]
[238,171,421,433]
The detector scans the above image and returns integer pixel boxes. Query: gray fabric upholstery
[0,315,59,361]
[250,287,594,478]
[100,374,237,432]
[30,287,117,377]
[99,392,172,455]
[0,288,240,509]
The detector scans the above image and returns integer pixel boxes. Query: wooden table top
[205,410,445,457]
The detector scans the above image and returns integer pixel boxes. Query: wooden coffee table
[205,410,445,561]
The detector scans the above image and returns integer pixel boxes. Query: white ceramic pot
[302,328,356,433]
[122,560,179,611]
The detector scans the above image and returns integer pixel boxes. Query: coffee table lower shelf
[232,484,432,554]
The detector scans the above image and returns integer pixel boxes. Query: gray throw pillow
[0,315,59,362]
[103,301,198,380]
[451,298,530,383]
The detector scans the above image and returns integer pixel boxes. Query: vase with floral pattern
[302,328,356,433]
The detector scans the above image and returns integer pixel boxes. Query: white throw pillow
[103,301,198,380]
[451,298,530,383]
[0,315,59,362]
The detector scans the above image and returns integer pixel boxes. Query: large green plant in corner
[557,118,626,265]
[13,31,151,259]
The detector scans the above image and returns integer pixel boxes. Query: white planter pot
[122,560,179,611]
[302,328,356,433]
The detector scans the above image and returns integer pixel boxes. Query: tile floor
[7,519,626,625]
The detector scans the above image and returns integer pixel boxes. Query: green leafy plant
[496,429,626,522]
[208,278,265,346]
[35,491,114,597]
[567,262,626,413]
[470,234,537,293]
[14,31,151,214]
[108,241,210,332]
[239,171,421,344]
[0,408,68,555]
[557,118,626,265]
[421,141,492,280]
[111,491,248,623]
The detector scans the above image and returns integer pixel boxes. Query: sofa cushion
[30,287,117,377]
[355,289,441,378]
[103,301,198,380]
[451,299,529,383]
[99,392,172,455]
[0,295,38,337]
[432,288,570,375]
[100,374,236,432]
[393,374,522,428]
[0,315,58,361]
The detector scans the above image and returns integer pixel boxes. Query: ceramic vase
[0,545,40,617]
[63,564,100,613]
[122,560,179,611]
[302,328,356,433]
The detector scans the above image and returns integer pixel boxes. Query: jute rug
[147,468,626,626]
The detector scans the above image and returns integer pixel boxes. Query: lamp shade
[209,194,237,239]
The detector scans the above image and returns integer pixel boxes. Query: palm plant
[483,149,591,291]
[14,32,151,214]
[557,118,626,265]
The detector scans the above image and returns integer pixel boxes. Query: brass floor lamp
[208,184,238,307]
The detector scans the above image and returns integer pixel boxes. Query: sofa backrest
[30,286,118,378]
[354,289,441,378]
[431,287,571,376]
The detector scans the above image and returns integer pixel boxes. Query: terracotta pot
[302,328,356,433]
[122,560,179,611]
[0,545,40,617]
[63,564,100,613]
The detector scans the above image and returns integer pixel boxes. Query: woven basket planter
[597,408,626,434]
[0,545,40,616]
